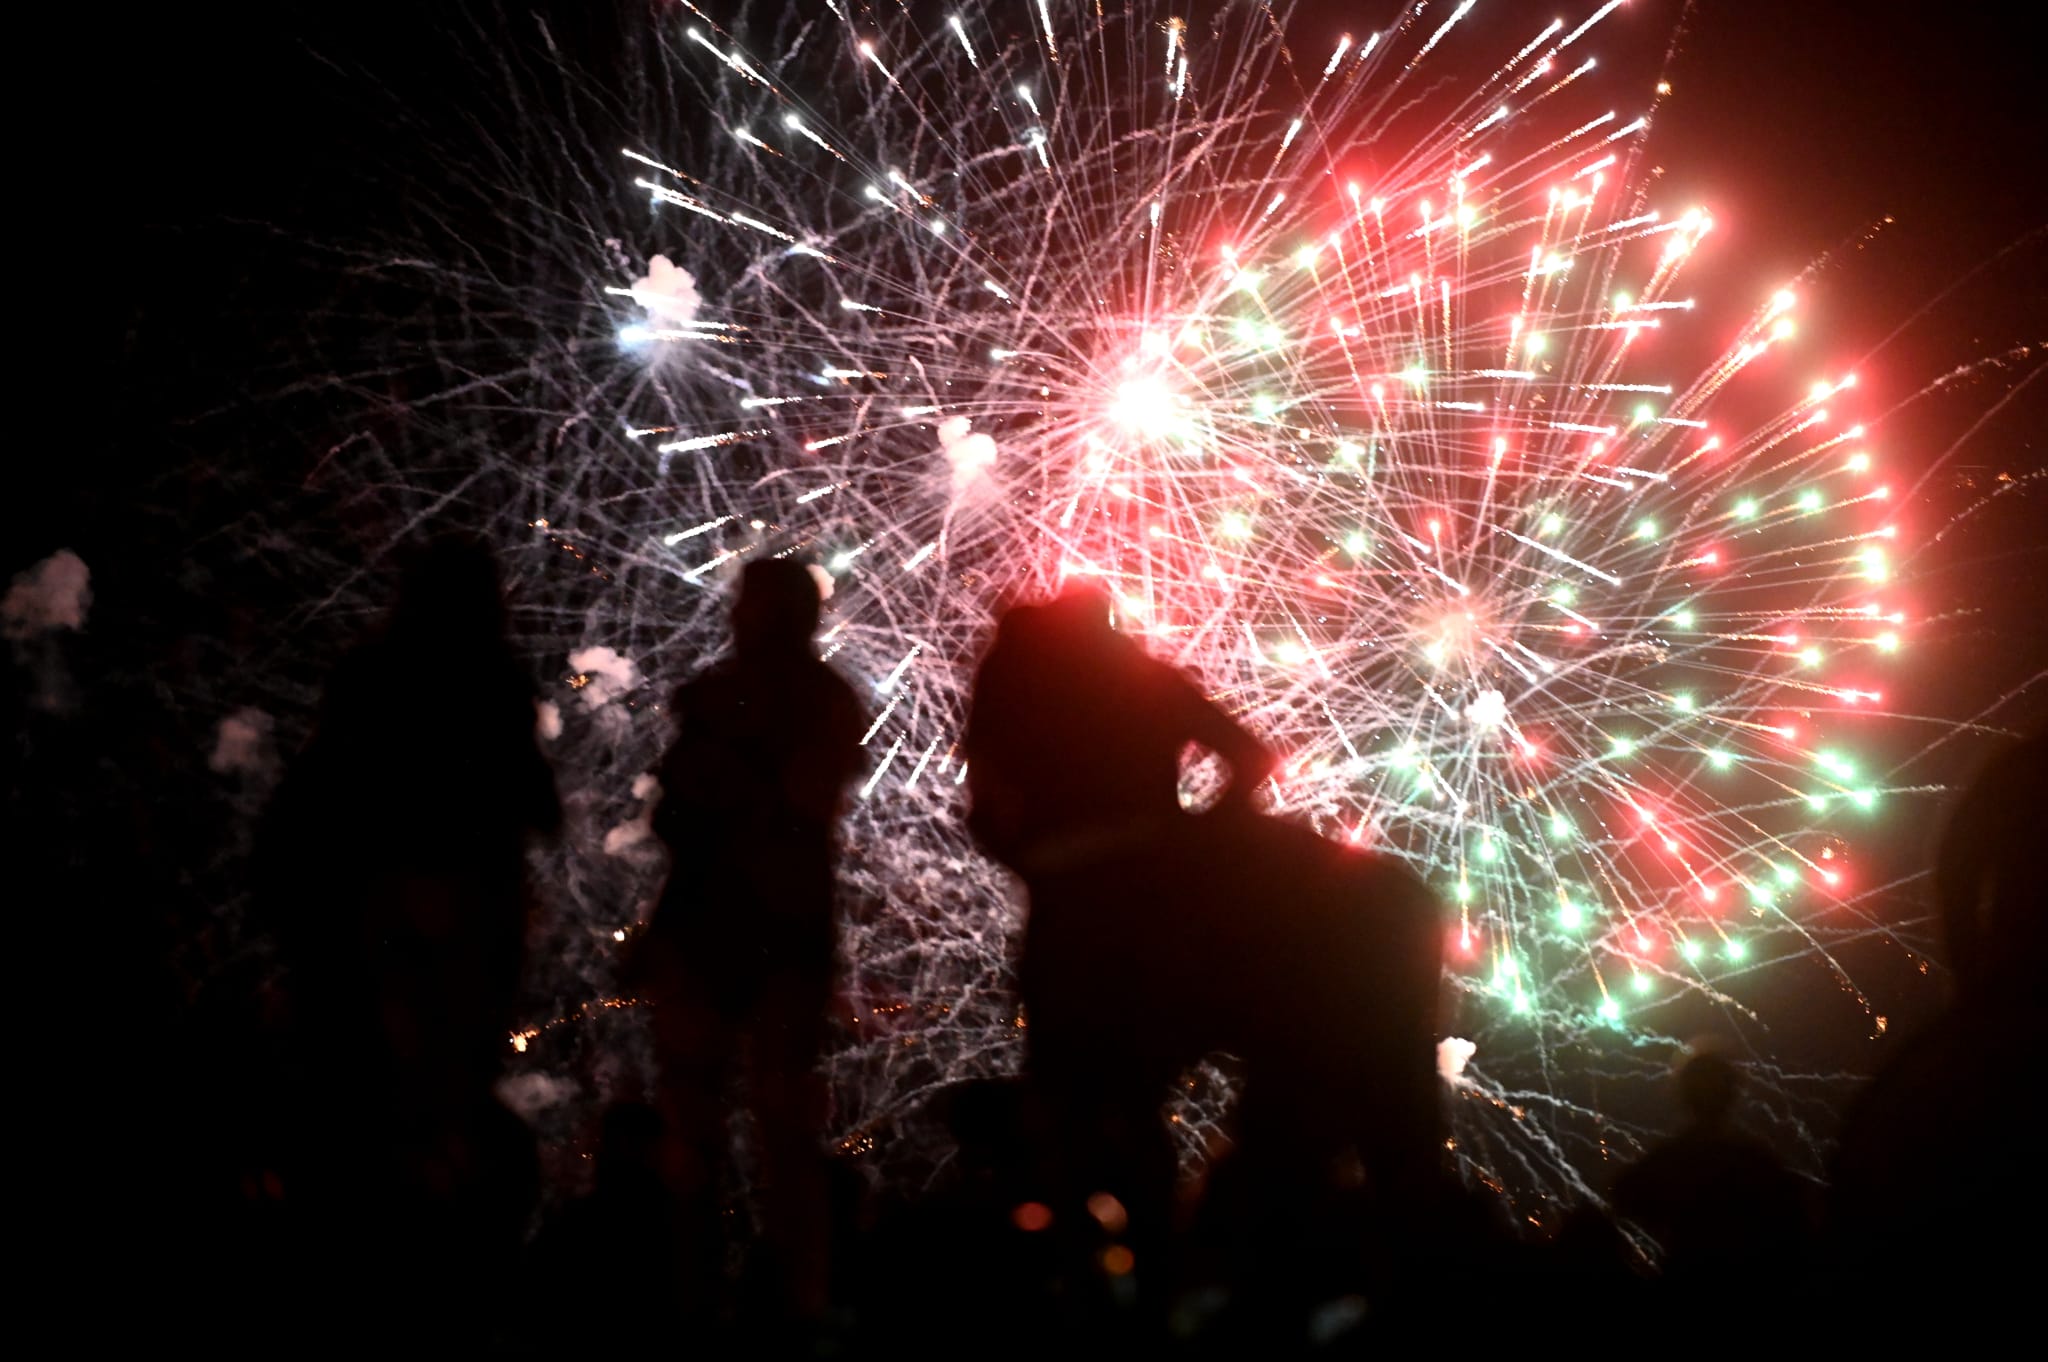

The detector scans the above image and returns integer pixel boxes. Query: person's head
[1935,730,2046,1001]
[1042,581,1114,631]
[1673,1042,1742,1129]
[733,557,825,658]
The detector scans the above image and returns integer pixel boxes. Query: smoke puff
[567,645,640,709]
[603,772,662,856]
[1437,1036,1477,1086]
[534,699,563,742]
[209,707,275,775]
[3,550,91,640]
[630,253,701,327]
[936,415,998,494]
[807,562,835,601]
[497,1071,578,1121]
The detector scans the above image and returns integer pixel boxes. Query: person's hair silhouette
[965,584,1275,872]
[631,555,867,1325]
[731,556,825,658]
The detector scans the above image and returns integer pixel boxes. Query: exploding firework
[275,0,1940,1209]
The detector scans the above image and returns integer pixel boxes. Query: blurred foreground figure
[1830,730,2045,1320]
[259,532,559,1343]
[633,558,865,1324]
[1612,1042,1812,1294]
[964,587,1443,1321]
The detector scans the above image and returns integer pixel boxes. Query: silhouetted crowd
[81,535,2045,1351]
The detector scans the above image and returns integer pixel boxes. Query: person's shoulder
[818,658,861,699]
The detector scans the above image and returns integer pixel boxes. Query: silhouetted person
[964,586,1443,1320]
[1830,731,2046,1319]
[631,556,865,1324]
[257,531,558,1343]
[966,586,1277,873]
[1612,1043,1811,1296]
[965,588,1275,1290]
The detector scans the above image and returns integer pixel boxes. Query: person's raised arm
[1170,669,1277,810]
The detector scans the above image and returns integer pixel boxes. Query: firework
[298,0,1925,1210]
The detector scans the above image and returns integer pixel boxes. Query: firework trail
[283,0,1935,1209]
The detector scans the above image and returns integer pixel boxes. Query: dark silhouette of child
[631,556,866,1323]
[257,531,558,1342]
[1613,1044,1811,1292]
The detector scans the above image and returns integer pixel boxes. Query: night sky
[19,0,2045,1231]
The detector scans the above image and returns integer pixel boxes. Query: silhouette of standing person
[963,586,1276,1287]
[965,585,1446,1317]
[633,557,866,1324]
[1612,1042,1811,1299]
[258,531,559,1344]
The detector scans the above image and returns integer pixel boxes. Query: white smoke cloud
[567,646,640,710]
[603,773,663,857]
[806,562,835,601]
[630,253,702,327]
[936,414,999,495]
[209,707,275,776]
[1437,1036,1477,1086]
[2,549,91,639]
[534,699,562,742]
[496,1071,578,1121]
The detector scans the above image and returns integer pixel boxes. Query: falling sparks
[344,0,1946,1214]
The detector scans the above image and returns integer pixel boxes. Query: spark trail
[307,1,1940,1211]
